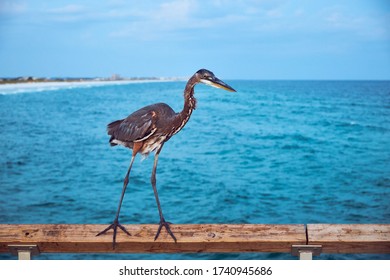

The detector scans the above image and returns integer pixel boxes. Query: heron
[97,69,236,248]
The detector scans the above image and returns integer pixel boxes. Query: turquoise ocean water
[1,80,389,259]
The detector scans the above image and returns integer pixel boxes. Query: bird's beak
[201,77,236,92]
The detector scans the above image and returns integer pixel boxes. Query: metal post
[17,250,32,260]
[299,251,313,260]
[291,245,322,260]
[8,245,40,260]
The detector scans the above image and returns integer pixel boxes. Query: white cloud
[108,0,258,40]
[321,7,389,40]
[48,4,85,15]
[0,1,27,15]
[265,8,283,18]
[156,0,195,21]
[109,0,199,39]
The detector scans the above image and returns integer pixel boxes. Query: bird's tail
[107,119,123,146]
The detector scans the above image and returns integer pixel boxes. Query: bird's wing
[108,109,157,142]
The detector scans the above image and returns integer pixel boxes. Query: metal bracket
[291,245,322,260]
[8,245,40,260]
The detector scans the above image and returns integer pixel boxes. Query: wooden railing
[1,224,389,259]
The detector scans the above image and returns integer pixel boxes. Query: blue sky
[0,0,389,79]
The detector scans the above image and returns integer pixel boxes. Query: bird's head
[196,69,236,92]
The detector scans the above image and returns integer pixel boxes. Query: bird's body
[108,102,192,155]
[97,69,236,248]
[108,103,174,154]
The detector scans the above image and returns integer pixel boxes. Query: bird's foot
[97,219,131,249]
[154,218,177,242]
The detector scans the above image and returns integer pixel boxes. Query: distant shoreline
[0,78,185,95]
[0,77,184,85]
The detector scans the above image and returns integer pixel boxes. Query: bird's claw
[97,219,131,249]
[154,218,177,242]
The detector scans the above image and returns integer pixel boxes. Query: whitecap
[0,80,174,95]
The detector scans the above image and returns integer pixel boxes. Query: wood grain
[0,224,306,253]
[307,224,390,254]
[2,224,388,255]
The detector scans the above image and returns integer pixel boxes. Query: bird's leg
[151,145,177,242]
[97,144,142,249]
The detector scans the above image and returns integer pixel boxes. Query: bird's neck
[175,76,197,132]
[183,77,197,113]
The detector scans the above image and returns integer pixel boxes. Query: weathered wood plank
[307,224,390,254]
[0,224,306,253]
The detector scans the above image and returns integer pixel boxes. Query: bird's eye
[203,74,208,79]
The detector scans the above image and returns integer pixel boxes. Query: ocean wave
[1,80,389,260]
[0,80,171,95]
